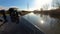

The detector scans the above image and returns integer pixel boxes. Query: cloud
[9,6,19,8]
[0,6,8,10]
[0,6,20,10]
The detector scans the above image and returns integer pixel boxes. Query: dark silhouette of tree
[0,10,7,27]
[1,10,7,22]
[8,8,15,16]
[8,8,19,24]
[14,10,19,24]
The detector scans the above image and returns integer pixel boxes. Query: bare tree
[42,4,49,10]
[52,0,60,8]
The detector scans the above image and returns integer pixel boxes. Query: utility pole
[27,2,29,11]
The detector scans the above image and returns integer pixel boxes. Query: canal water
[22,12,60,34]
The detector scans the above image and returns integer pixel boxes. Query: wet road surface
[0,15,44,34]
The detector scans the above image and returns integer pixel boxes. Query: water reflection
[23,12,60,34]
[40,20,44,24]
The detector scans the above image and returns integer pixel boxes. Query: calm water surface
[22,12,60,34]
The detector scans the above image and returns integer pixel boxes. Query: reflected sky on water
[22,12,60,34]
